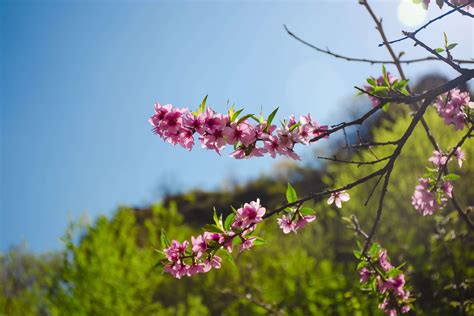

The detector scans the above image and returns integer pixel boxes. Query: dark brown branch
[452,190,474,231]
[445,0,474,18]
[363,97,434,255]
[403,31,468,74]
[380,0,474,47]
[283,24,474,65]
[317,155,391,167]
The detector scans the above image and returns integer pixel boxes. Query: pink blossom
[203,232,225,244]
[435,89,470,130]
[443,181,453,198]
[183,112,205,134]
[202,108,227,134]
[164,240,189,262]
[454,148,465,168]
[234,199,266,228]
[191,235,207,258]
[378,298,397,316]
[277,215,296,234]
[428,150,448,167]
[359,267,371,283]
[240,236,257,252]
[364,72,398,107]
[150,102,329,160]
[327,190,350,208]
[378,250,393,272]
[411,177,444,216]
[295,215,316,230]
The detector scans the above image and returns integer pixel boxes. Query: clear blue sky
[1,0,472,252]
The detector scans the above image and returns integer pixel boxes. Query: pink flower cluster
[412,148,465,216]
[365,72,398,107]
[359,249,411,315]
[149,102,328,160]
[327,190,350,208]
[277,212,316,234]
[161,199,266,278]
[435,88,472,130]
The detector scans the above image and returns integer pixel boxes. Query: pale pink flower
[191,235,207,258]
[327,190,350,208]
[378,249,393,272]
[443,181,453,198]
[358,267,371,283]
[454,148,465,168]
[239,236,256,252]
[295,215,316,230]
[435,89,470,130]
[411,177,444,216]
[234,199,266,227]
[277,215,296,234]
[428,150,448,167]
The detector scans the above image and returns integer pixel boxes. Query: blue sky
[1,0,472,252]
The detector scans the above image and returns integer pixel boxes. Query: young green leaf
[219,249,236,267]
[198,95,208,114]
[160,228,170,248]
[299,207,314,216]
[203,224,224,233]
[264,107,279,133]
[286,183,297,203]
[253,237,266,246]
[447,43,457,50]
[224,213,235,231]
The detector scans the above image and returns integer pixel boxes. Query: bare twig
[403,31,468,74]
[283,24,474,65]
[380,0,474,47]
[445,0,474,17]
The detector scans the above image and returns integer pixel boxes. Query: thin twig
[283,24,474,65]
[445,0,474,18]
[403,31,468,74]
[380,0,473,47]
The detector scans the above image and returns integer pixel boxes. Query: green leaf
[253,237,266,246]
[286,183,297,203]
[198,95,208,114]
[289,122,301,132]
[357,261,367,270]
[366,78,376,86]
[382,103,390,112]
[231,108,244,122]
[237,113,255,124]
[434,48,444,53]
[444,173,460,181]
[353,250,362,259]
[299,207,314,216]
[373,86,388,94]
[369,243,380,258]
[218,249,236,267]
[443,32,448,46]
[447,43,458,50]
[230,205,238,214]
[224,213,235,231]
[264,107,279,133]
[203,224,224,233]
[160,229,170,248]
[213,207,220,226]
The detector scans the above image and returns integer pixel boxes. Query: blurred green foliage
[1,107,473,315]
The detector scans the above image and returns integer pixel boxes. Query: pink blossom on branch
[327,190,350,208]
[149,100,328,160]
[435,88,471,130]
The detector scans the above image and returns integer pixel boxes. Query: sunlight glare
[397,0,428,27]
